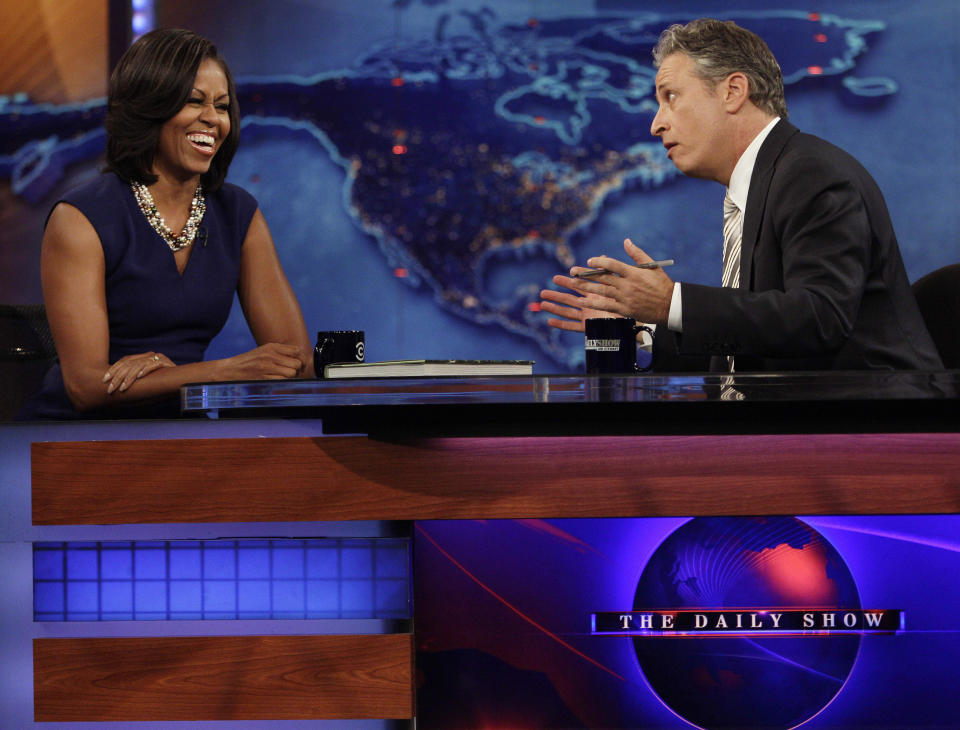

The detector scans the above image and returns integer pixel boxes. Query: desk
[181,370,960,435]
[12,372,960,727]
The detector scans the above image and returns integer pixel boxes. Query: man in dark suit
[540,19,942,372]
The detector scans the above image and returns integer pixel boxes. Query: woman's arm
[43,203,309,412]
[42,201,144,411]
[235,208,315,377]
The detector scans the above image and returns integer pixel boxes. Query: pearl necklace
[131,181,206,252]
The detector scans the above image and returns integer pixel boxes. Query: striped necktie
[722,190,742,289]
[721,191,742,374]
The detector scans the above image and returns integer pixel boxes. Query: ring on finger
[152,355,160,362]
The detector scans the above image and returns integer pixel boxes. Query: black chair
[0,304,57,420]
[912,264,960,369]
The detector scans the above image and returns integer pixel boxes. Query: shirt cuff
[667,281,683,332]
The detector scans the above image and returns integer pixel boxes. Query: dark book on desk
[323,359,534,378]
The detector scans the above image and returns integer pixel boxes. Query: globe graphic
[632,517,861,730]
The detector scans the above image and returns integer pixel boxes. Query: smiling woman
[19,29,315,420]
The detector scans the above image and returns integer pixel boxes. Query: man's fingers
[623,238,655,266]
[539,300,583,321]
[546,317,585,333]
[541,288,586,307]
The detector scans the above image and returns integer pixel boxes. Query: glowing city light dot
[527,302,541,312]
[814,33,827,43]
[392,145,408,155]
[534,115,546,124]
[393,268,408,278]
[527,18,539,28]
[808,66,824,75]
[391,77,404,87]
[808,12,821,21]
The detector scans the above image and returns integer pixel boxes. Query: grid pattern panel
[33,538,410,621]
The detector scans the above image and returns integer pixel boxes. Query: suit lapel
[741,120,798,288]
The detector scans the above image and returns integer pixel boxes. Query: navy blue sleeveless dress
[20,172,258,419]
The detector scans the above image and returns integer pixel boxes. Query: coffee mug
[314,330,365,377]
[584,318,655,374]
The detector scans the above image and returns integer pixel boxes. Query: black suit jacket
[656,120,942,373]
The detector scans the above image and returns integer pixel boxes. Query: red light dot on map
[534,115,546,124]
[527,302,541,312]
[394,268,408,278]
[392,145,408,155]
[808,66,823,75]
[814,33,827,43]
[391,77,404,87]
[527,18,539,28]
[808,12,821,21]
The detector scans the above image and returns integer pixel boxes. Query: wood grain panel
[0,0,107,102]
[32,433,960,524]
[34,634,412,721]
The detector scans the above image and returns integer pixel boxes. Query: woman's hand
[220,343,306,380]
[103,352,176,394]
[97,343,304,402]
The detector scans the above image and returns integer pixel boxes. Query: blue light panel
[131,0,155,39]
[34,538,410,621]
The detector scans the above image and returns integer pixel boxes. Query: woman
[22,29,313,419]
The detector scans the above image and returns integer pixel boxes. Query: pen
[574,259,675,278]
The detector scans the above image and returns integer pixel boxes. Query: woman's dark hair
[105,28,240,191]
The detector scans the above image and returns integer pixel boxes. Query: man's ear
[723,71,750,112]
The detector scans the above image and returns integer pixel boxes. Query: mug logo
[585,338,620,352]
[355,341,365,361]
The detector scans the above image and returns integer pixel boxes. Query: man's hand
[540,239,674,331]
[538,290,618,333]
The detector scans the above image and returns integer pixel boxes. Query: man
[540,19,942,372]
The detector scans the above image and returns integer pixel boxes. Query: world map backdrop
[2,0,958,372]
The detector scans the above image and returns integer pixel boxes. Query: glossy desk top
[181,370,959,436]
